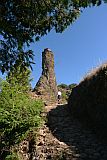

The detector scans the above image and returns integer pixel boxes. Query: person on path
[57,91,62,104]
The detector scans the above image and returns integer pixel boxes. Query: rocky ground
[35,104,107,160]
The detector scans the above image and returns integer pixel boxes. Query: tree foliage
[69,83,77,89]
[58,83,77,90]
[7,64,32,92]
[0,0,107,72]
[58,83,68,89]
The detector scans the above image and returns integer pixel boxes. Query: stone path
[35,104,107,160]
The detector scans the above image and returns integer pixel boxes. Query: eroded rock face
[68,62,107,135]
[33,48,58,105]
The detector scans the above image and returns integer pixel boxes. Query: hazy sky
[30,4,107,88]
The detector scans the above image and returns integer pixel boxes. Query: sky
[1,4,107,88]
[29,3,107,88]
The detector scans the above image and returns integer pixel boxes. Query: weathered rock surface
[16,104,107,160]
[68,62,107,135]
[33,48,58,105]
[35,104,107,160]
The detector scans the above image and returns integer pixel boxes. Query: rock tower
[33,48,58,105]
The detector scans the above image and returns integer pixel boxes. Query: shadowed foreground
[35,104,107,160]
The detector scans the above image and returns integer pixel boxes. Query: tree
[7,63,32,92]
[58,83,68,89]
[69,83,77,89]
[0,0,107,72]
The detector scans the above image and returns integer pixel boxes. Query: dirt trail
[35,104,107,160]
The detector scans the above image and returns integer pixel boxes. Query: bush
[58,83,68,89]
[0,80,44,159]
[62,92,68,101]
[68,83,77,90]
[5,152,19,160]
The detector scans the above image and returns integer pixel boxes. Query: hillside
[68,62,107,136]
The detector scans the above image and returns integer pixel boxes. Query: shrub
[58,83,68,89]
[62,92,68,101]
[5,152,19,160]
[0,80,44,159]
[68,83,77,90]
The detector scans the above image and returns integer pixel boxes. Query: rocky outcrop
[68,62,107,135]
[33,48,58,105]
